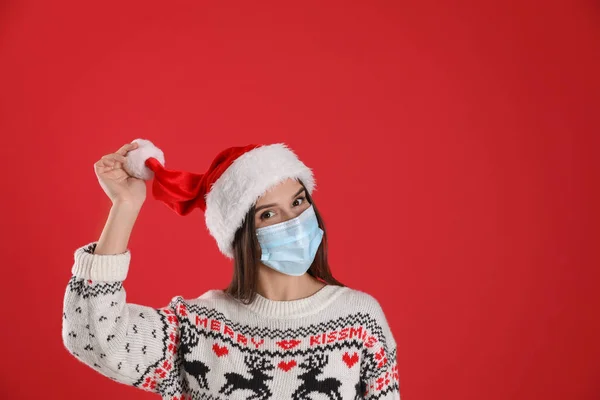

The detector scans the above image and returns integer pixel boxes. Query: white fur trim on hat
[205,143,316,259]
[124,138,165,181]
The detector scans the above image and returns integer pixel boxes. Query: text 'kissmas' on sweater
[62,242,401,400]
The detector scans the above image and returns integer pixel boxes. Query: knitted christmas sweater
[62,242,401,400]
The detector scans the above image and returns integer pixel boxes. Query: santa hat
[123,138,316,259]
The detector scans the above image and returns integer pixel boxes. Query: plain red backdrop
[1,0,598,399]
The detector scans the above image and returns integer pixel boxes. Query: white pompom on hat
[123,138,166,181]
[123,138,316,259]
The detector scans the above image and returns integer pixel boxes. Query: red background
[1,1,598,399]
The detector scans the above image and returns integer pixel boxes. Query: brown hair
[223,179,345,304]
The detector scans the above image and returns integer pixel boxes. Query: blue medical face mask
[255,204,324,276]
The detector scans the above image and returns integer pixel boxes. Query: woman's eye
[293,196,305,206]
[260,210,275,220]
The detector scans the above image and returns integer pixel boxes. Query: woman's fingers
[95,143,136,175]
[115,142,138,156]
[114,154,127,164]
[102,153,127,164]
[95,155,124,173]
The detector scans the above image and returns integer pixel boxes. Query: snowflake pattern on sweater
[62,242,401,399]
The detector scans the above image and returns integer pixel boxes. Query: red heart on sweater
[212,343,229,357]
[276,339,301,350]
[342,352,359,368]
[278,360,297,371]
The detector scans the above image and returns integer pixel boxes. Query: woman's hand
[94,142,146,207]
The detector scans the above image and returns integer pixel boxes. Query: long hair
[223,179,345,304]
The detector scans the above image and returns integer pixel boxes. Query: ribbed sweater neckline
[233,284,346,319]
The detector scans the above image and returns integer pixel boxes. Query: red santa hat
[123,138,316,259]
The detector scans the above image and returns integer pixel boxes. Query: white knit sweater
[62,242,401,400]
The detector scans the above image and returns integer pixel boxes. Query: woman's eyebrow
[255,187,306,212]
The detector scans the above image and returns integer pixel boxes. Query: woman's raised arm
[62,203,187,396]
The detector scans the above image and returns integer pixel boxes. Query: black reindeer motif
[355,380,366,399]
[179,321,211,390]
[292,354,342,400]
[218,354,274,400]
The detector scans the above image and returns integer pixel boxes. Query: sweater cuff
[71,242,130,281]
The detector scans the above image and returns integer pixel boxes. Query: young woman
[62,139,400,400]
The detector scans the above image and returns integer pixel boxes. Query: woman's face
[254,178,310,229]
